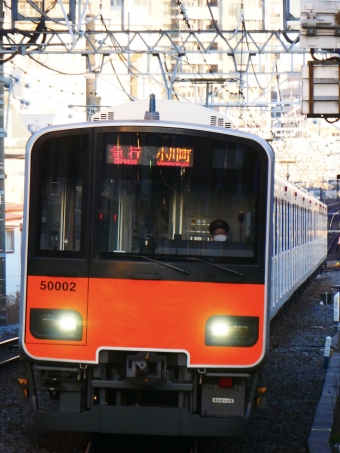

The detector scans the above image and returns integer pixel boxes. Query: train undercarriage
[24,351,266,437]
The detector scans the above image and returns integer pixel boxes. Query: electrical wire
[10,61,86,96]
[98,14,181,100]
[6,5,302,129]
[26,0,68,27]
[205,0,236,47]
[12,83,76,112]
[172,0,227,93]
[241,19,300,129]
[97,73,142,97]
[282,30,300,45]
[193,10,300,131]
[28,54,87,75]
[99,14,137,101]
[243,23,272,92]
[324,117,340,124]
[164,60,179,101]
[205,0,222,38]
[176,1,191,30]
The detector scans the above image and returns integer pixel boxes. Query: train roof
[274,173,327,211]
[91,99,232,130]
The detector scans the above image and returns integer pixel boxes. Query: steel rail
[0,336,18,347]
[74,434,95,453]
[0,336,20,373]
[0,355,20,372]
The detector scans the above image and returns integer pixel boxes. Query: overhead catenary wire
[194,8,302,129]
[97,13,184,101]
[171,1,237,104]
[99,14,137,102]
[10,60,86,96]
[27,54,87,76]
[10,55,193,113]
[240,19,300,129]
[26,0,68,27]
[0,4,305,130]
[11,78,83,112]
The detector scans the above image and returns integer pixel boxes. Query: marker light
[205,315,259,347]
[30,309,83,340]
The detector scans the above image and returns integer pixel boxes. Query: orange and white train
[19,97,327,436]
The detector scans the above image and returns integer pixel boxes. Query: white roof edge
[91,99,233,128]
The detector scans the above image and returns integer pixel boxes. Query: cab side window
[31,133,89,257]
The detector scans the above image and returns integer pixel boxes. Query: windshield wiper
[188,258,244,276]
[134,255,190,275]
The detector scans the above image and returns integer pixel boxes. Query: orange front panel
[25,276,89,348]
[25,277,266,367]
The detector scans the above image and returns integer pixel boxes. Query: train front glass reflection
[96,131,261,262]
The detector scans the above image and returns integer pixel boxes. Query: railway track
[79,434,210,453]
[0,337,20,373]
[74,434,95,453]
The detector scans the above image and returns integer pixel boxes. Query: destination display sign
[107,145,193,167]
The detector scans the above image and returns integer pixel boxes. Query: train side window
[287,202,290,251]
[282,200,284,252]
[274,198,276,255]
[30,133,89,257]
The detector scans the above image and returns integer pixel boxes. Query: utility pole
[85,15,101,120]
[0,0,6,325]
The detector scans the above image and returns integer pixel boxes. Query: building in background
[4,99,30,295]
[2,0,340,197]
[5,203,23,296]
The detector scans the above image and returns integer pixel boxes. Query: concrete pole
[86,15,100,120]
[262,0,266,30]
[121,0,124,31]
[0,0,6,325]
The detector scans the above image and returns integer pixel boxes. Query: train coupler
[126,352,167,385]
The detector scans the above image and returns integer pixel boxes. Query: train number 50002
[40,281,76,291]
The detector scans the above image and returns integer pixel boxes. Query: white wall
[6,223,22,296]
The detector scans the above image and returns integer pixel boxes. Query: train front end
[20,100,274,436]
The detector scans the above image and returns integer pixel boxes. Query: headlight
[205,315,259,347]
[30,309,83,341]
[59,315,77,331]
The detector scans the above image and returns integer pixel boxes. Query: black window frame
[27,128,92,277]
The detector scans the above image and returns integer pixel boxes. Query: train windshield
[96,131,262,261]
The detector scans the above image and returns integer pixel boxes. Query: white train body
[270,176,327,318]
